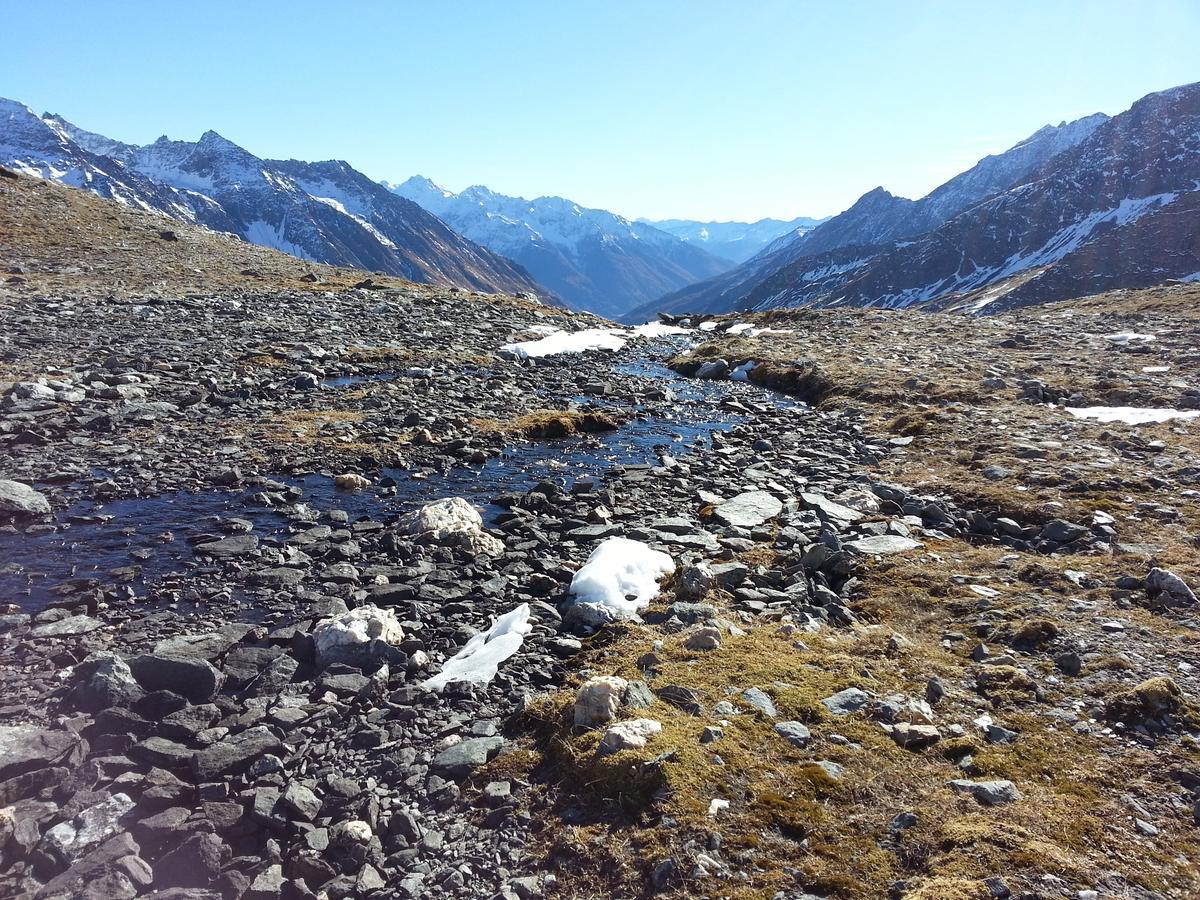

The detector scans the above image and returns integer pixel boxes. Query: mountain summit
[0,102,547,298]
[388,177,730,318]
[636,88,1200,319]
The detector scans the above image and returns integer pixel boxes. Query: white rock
[0,479,52,518]
[334,473,371,490]
[597,718,662,756]
[573,675,629,728]
[313,605,404,669]
[682,626,722,652]
[400,497,504,556]
[332,820,373,845]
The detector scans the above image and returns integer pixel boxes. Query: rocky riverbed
[2,174,1199,900]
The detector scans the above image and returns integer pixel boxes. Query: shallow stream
[0,342,788,610]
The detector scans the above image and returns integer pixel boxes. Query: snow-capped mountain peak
[0,101,548,299]
[388,178,730,317]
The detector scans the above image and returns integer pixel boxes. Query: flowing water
[1,345,778,611]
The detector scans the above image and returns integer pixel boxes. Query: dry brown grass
[474,409,621,440]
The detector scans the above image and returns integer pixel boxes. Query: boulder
[596,719,662,756]
[313,605,404,670]
[192,726,283,781]
[0,479,51,518]
[948,779,1021,805]
[129,654,223,704]
[712,491,783,528]
[400,497,504,556]
[573,676,629,728]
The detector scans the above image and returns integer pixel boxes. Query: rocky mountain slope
[389,177,729,319]
[642,215,827,264]
[639,84,1200,319]
[0,99,547,297]
[2,169,1199,900]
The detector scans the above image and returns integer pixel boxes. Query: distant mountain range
[635,83,1200,320]
[387,178,732,319]
[642,217,828,264]
[0,99,545,298]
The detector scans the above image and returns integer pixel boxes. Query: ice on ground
[422,603,533,690]
[569,537,674,617]
[501,327,629,358]
[730,361,757,382]
[726,322,754,335]
[631,322,691,338]
[747,326,792,337]
[1142,366,1171,373]
[1065,406,1200,425]
[698,320,720,331]
[1104,332,1156,344]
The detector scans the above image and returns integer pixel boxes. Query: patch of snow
[726,323,754,336]
[631,322,691,338]
[730,362,757,382]
[569,537,674,617]
[501,327,630,359]
[243,220,315,261]
[1104,332,1156,344]
[421,603,533,691]
[698,320,720,331]
[1065,406,1200,425]
[1142,366,1171,373]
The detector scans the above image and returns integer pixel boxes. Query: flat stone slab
[432,737,504,777]
[799,493,863,527]
[843,535,922,555]
[713,491,783,528]
[30,615,103,638]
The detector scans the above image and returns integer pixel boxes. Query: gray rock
[432,736,504,777]
[70,653,144,711]
[1039,519,1089,543]
[281,782,322,822]
[774,721,811,748]
[843,535,922,555]
[30,614,103,638]
[799,492,863,527]
[192,726,283,780]
[948,778,1021,805]
[0,479,51,518]
[821,687,871,715]
[713,490,784,528]
[0,724,82,781]
[129,654,223,703]
[194,534,260,558]
[741,687,777,717]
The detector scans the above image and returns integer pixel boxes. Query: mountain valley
[2,70,1200,900]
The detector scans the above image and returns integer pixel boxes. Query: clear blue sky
[2,1,1198,221]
